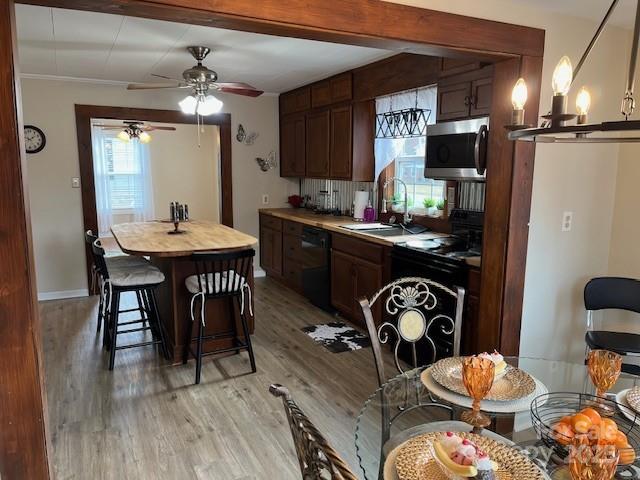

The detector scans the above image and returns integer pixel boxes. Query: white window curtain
[91,125,154,236]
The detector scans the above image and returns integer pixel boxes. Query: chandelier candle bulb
[511,78,528,125]
[117,130,130,142]
[576,86,592,124]
[138,131,151,144]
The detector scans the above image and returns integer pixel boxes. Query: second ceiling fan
[128,46,264,116]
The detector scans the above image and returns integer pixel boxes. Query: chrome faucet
[382,176,411,224]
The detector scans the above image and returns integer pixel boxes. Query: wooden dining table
[111,220,258,363]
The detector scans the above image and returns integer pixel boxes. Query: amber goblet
[460,356,495,429]
[587,350,622,415]
[568,435,619,480]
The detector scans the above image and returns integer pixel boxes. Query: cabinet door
[311,81,332,108]
[469,77,493,117]
[462,294,480,355]
[436,81,471,121]
[280,115,305,177]
[306,109,330,178]
[260,227,282,276]
[329,105,353,179]
[354,259,383,326]
[330,250,356,317]
[330,73,352,103]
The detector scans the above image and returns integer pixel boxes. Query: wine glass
[569,435,619,480]
[587,350,622,415]
[460,356,495,429]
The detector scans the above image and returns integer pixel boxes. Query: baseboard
[254,268,266,278]
[38,289,89,301]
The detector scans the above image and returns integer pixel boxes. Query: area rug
[301,322,370,353]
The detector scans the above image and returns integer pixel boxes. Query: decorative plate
[394,432,545,480]
[430,357,536,401]
[626,386,640,414]
[616,389,639,422]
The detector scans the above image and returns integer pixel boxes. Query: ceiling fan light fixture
[197,95,223,116]
[117,130,131,142]
[179,95,198,115]
[138,131,152,143]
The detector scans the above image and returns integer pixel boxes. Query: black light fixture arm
[572,0,620,84]
[622,0,640,118]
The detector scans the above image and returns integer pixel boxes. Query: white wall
[388,0,631,361]
[22,78,297,297]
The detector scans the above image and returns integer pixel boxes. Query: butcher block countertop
[111,220,257,257]
[260,208,481,267]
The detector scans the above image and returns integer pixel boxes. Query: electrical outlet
[71,177,81,188]
[561,211,573,232]
[261,194,269,205]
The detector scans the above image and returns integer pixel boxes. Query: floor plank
[41,277,389,479]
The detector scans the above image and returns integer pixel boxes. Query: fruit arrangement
[551,407,636,465]
[433,432,498,479]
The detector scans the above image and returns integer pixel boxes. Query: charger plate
[394,432,545,480]
[626,386,640,413]
[617,389,640,422]
[431,357,536,401]
[421,367,548,413]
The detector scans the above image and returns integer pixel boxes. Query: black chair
[585,277,640,375]
[183,249,256,384]
[92,239,168,370]
[85,230,150,336]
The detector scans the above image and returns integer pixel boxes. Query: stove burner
[401,236,479,261]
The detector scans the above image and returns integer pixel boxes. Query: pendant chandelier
[375,88,432,139]
[507,0,640,143]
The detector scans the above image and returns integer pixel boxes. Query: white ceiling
[15,5,394,93]
[511,0,636,29]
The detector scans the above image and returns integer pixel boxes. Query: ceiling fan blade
[214,82,264,97]
[145,126,177,131]
[100,126,126,130]
[151,73,185,82]
[127,82,187,90]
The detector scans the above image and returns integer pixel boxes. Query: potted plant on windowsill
[435,199,445,218]
[423,197,437,216]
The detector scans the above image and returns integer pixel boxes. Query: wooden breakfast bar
[111,221,258,363]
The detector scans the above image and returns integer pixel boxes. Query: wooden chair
[183,248,256,384]
[269,384,359,480]
[358,276,465,387]
[585,277,640,375]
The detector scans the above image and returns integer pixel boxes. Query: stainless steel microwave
[424,117,489,181]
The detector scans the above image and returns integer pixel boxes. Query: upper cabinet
[280,87,311,116]
[280,113,306,177]
[305,109,331,178]
[436,65,494,122]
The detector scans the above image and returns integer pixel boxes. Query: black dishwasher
[301,226,333,312]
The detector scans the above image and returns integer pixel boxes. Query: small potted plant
[423,197,437,216]
[436,199,445,217]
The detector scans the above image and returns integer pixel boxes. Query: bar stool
[92,239,168,370]
[183,248,256,384]
[85,230,150,335]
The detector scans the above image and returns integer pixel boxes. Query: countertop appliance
[425,117,489,181]
[391,209,483,363]
[301,226,333,312]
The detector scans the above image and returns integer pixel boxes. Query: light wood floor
[40,277,386,479]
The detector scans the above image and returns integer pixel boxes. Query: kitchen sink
[351,226,408,237]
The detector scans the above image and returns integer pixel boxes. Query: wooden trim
[17,0,545,58]
[0,1,51,478]
[74,105,233,288]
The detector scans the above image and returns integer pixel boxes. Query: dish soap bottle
[363,200,376,222]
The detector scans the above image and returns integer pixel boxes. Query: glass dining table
[355,356,640,480]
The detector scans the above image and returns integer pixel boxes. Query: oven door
[425,117,489,181]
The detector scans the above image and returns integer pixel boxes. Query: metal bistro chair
[269,384,358,480]
[85,230,150,336]
[183,248,256,384]
[358,276,465,479]
[585,277,640,376]
[92,239,168,370]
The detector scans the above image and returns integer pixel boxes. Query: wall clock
[24,125,46,154]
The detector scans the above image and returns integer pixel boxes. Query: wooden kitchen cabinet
[436,66,493,122]
[259,215,283,277]
[330,250,356,315]
[461,266,481,355]
[280,87,311,115]
[305,109,331,178]
[329,105,353,179]
[280,114,306,177]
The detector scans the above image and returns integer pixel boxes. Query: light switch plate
[561,211,573,232]
[71,177,81,188]
[261,194,269,205]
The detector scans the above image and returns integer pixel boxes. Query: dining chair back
[359,276,465,387]
[584,277,640,375]
[183,248,256,384]
[269,384,358,480]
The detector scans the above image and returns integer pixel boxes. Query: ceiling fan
[94,120,176,143]
[127,46,264,116]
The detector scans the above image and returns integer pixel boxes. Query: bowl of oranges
[531,393,638,470]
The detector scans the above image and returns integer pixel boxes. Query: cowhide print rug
[301,322,370,353]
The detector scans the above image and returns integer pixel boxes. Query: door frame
[2,1,545,478]
[75,105,233,289]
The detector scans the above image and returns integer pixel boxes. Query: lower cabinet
[461,266,481,355]
[330,241,383,327]
[259,215,283,277]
